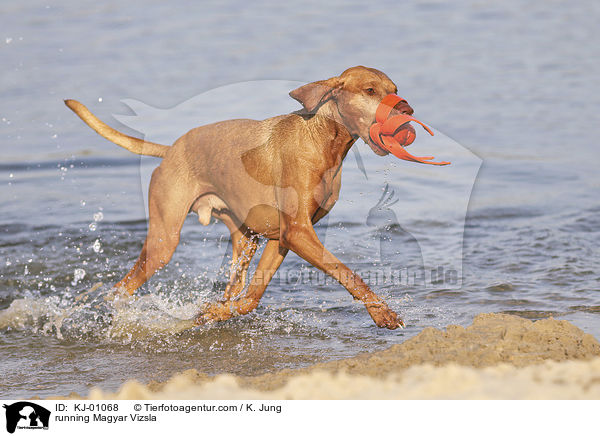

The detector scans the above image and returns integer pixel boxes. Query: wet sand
[70,313,600,400]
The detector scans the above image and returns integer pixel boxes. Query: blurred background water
[0,0,598,398]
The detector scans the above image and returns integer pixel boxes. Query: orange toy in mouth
[369,94,450,166]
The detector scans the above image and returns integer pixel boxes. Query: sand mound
[89,358,600,400]
[81,313,600,399]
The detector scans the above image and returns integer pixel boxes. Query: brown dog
[66,66,418,329]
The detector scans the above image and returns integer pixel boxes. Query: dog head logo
[3,402,50,433]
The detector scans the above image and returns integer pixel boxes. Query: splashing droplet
[72,268,86,286]
[92,239,102,253]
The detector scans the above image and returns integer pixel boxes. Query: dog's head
[289,66,413,156]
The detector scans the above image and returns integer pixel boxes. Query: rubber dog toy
[369,94,450,165]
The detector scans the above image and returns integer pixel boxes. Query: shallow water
[1,0,599,398]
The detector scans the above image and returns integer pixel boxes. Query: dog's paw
[103,286,132,303]
[194,302,234,325]
[366,302,404,330]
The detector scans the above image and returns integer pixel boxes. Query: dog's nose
[393,101,414,116]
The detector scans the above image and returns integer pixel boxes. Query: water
[1,0,599,398]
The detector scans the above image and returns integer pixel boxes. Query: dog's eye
[365,88,376,95]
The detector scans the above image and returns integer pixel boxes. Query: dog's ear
[289,76,342,113]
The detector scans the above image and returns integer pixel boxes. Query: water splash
[0,283,203,344]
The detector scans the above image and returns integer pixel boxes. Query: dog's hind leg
[195,239,287,324]
[113,166,199,296]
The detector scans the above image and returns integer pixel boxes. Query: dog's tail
[64,99,169,158]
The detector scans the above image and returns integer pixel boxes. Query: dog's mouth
[366,135,392,156]
[368,94,450,166]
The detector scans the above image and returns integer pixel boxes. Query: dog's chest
[315,164,343,212]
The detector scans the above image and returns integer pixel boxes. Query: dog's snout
[393,101,414,116]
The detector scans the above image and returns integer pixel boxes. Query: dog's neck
[307,100,358,166]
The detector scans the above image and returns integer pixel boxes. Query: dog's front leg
[221,230,259,301]
[278,194,403,330]
[195,240,288,324]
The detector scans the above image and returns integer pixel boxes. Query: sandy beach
[72,313,600,400]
